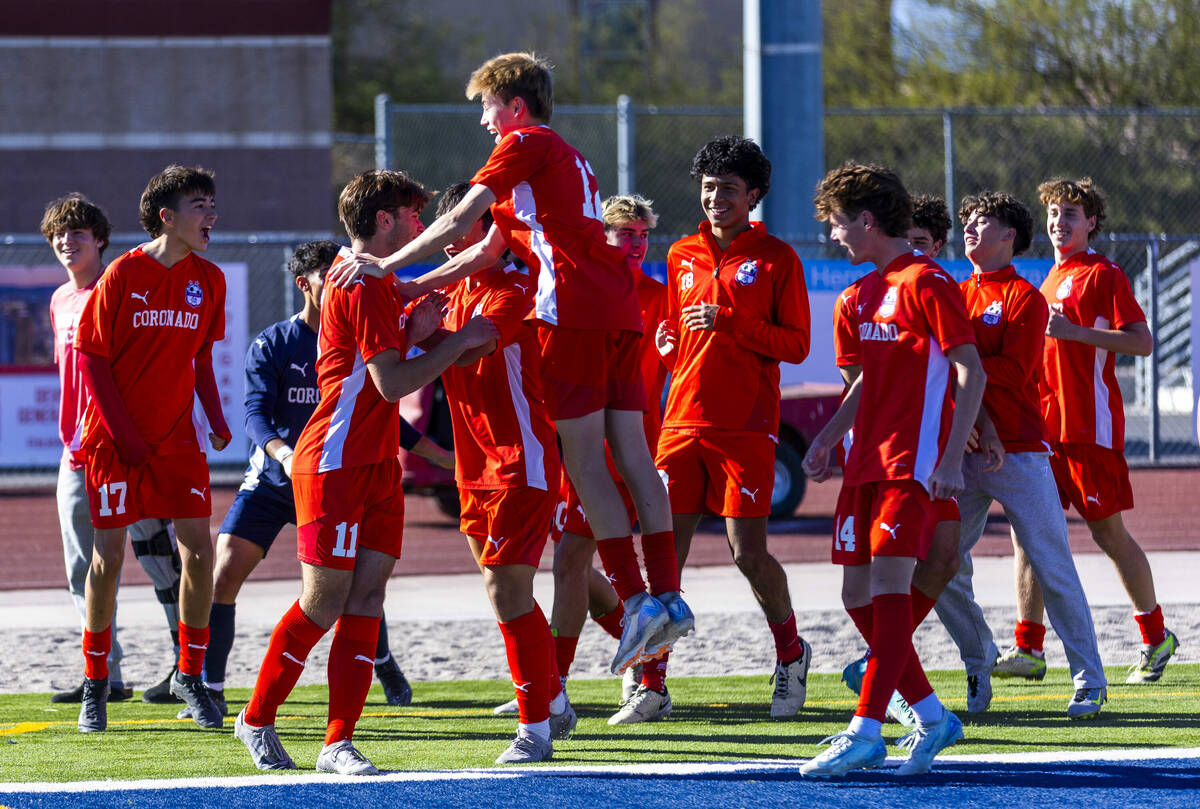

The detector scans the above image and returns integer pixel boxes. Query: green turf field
[1,664,1196,783]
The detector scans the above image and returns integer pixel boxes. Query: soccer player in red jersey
[331,53,692,674]
[801,163,986,777]
[430,181,574,763]
[652,137,813,720]
[72,166,230,732]
[998,178,1177,684]
[234,171,497,774]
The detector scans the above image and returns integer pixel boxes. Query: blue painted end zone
[1,755,1197,809]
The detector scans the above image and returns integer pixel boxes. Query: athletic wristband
[275,446,294,464]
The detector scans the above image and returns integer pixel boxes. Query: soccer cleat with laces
[493,696,519,715]
[495,730,553,764]
[375,656,413,706]
[77,677,108,733]
[317,739,380,775]
[841,653,868,695]
[550,689,578,739]
[993,646,1046,680]
[1066,686,1106,719]
[1126,630,1179,683]
[169,670,224,729]
[886,690,917,727]
[178,689,227,720]
[55,679,131,704]
[799,731,887,778]
[610,591,669,675]
[234,709,297,771]
[142,664,184,704]
[609,685,672,724]
[770,639,812,717]
[641,590,695,661]
[621,662,642,703]
[895,709,964,775]
[966,670,993,714]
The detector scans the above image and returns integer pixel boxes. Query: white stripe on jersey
[240,444,266,492]
[317,354,367,473]
[1092,315,1113,449]
[512,181,558,325]
[502,342,548,490]
[913,340,950,491]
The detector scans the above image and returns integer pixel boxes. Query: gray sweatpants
[934,451,1107,691]
[56,455,182,685]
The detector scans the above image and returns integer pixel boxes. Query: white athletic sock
[520,720,550,741]
[848,715,883,739]
[549,691,567,714]
[207,681,224,692]
[910,693,944,724]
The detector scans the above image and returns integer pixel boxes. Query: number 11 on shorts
[332,521,359,558]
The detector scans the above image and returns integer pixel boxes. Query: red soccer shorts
[459,486,555,567]
[558,474,637,541]
[655,429,774,518]
[85,449,210,529]
[294,458,405,570]
[831,479,935,566]
[934,496,960,523]
[536,325,646,420]
[1049,441,1133,522]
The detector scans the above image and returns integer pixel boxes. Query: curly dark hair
[287,240,342,279]
[690,136,771,207]
[958,191,1034,256]
[911,194,952,246]
[1037,177,1106,240]
[813,162,912,238]
[138,165,215,238]
[40,193,112,255]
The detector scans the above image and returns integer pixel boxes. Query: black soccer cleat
[78,677,109,733]
[375,656,413,706]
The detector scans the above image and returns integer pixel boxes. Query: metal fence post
[1147,238,1161,461]
[374,93,392,171]
[617,94,635,196]
[943,110,956,257]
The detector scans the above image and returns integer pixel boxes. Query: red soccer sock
[846,604,874,645]
[856,593,915,722]
[498,606,553,724]
[177,621,210,677]
[640,531,680,595]
[595,536,646,601]
[243,601,328,727]
[592,602,625,641]
[1014,619,1047,653]
[82,626,111,681]
[911,586,938,628]
[554,633,579,679]
[542,609,563,701]
[325,613,381,746]
[768,611,804,663]
[1134,605,1166,646]
[641,652,669,692]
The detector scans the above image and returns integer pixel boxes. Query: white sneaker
[608,685,672,724]
[966,670,993,714]
[316,739,379,775]
[769,639,812,718]
[621,662,642,703]
[495,730,553,764]
[610,592,668,675]
[234,709,297,771]
[895,709,964,775]
[799,731,887,778]
[1066,687,1106,720]
[994,646,1046,680]
[493,697,519,715]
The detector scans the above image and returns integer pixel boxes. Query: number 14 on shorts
[835,515,857,552]
[332,521,359,558]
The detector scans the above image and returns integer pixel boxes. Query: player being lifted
[234,170,496,774]
[996,178,1178,684]
[803,163,986,777]
[331,53,693,673]
[201,241,446,716]
[73,166,230,732]
[42,194,185,707]
[653,137,813,720]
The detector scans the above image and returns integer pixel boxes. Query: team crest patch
[982,299,1003,326]
[877,286,899,319]
[1055,275,1074,300]
[184,281,203,307]
[734,259,759,286]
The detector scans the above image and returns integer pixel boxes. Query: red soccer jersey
[634,269,669,445]
[293,251,408,474]
[74,247,225,455]
[50,277,100,457]
[440,264,560,491]
[660,221,810,437]
[845,253,976,490]
[1039,248,1145,450]
[961,266,1050,453]
[470,125,641,332]
[832,277,866,369]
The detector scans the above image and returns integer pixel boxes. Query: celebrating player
[653,137,813,720]
[802,162,985,777]
[996,178,1178,684]
[233,170,497,774]
[329,53,693,674]
[72,166,230,732]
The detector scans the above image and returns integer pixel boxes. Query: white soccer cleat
[621,663,642,704]
[610,592,669,675]
[549,690,578,740]
[770,639,812,718]
[1066,687,1106,720]
[799,731,887,778]
[608,685,672,725]
[316,739,380,776]
[1126,630,1179,683]
[495,730,553,764]
[895,709,964,775]
[493,697,520,715]
[966,670,993,714]
[641,590,695,660]
[234,709,297,771]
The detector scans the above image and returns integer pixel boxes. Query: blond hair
[601,195,658,229]
[466,52,554,122]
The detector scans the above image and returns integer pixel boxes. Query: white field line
[2,748,1198,794]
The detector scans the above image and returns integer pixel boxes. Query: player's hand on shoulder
[655,320,678,356]
[407,292,448,345]
[328,252,388,288]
